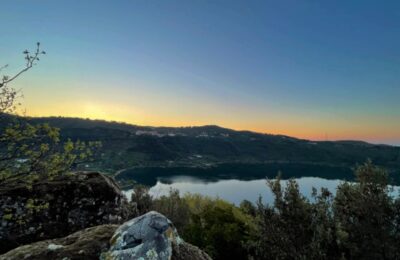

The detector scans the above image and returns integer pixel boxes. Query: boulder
[1,212,211,260]
[101,211,211,260]
[0,172,130,254]
[0,224,118,260]
[171,241,212,260]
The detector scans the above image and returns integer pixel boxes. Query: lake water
[124,176,341,205]
[119,163,400,205]
[123,176,399,205]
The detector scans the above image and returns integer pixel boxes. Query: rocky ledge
[0,172,211,259]
[0,224,118,260]
[1,212,211,260]
[0,172,130,254]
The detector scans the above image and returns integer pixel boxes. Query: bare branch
[0,43,45,114]
[0,42,45,88]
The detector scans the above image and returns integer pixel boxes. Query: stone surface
[101,211,212,260]
[171,240,212,260]
[1,212,211,260]
[0,224,118,260]
[0,172,130,254]
[100,211,178,259]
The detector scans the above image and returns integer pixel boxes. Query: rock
[101,211,212,260]
[100,211,178,259]
[0,172,130,254]
[0,224,118,260]
[1,212,211,260]
[171,241,212,260]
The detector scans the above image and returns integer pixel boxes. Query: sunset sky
[1,1,399,145]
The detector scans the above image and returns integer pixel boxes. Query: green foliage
[151,189,190,231]
[252,176,328,259]
[252,161,400,260]
[182,200,250,260]
[0,44,101,184]
[0,121,101,184]
[2,198,50,227]
[129,184,153,217]
[333,160,398,259]
[239,199,257,217]
[2,213,13,221]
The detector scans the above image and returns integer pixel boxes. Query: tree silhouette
[0,42,45,114]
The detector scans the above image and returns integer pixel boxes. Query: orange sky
[2,1,400,145]
[22,86,399,145]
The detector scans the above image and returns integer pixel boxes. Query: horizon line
[19,114,400,147]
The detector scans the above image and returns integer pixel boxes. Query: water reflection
[123,176,400,205]
[124,177,343,205]
[118,163,400,202]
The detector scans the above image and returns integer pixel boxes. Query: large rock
[171,241,212,260]
[101,211,211,260]
[1,212,211,260]
[0,224,118,260]
[101,211,175,259]
[0,172,130,254]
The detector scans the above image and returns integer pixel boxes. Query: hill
[8,116,397,174]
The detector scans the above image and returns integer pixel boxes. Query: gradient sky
[1,1,399,145]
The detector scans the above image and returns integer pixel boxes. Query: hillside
[9,116,398,174]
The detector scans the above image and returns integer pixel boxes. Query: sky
[1,1,399,145]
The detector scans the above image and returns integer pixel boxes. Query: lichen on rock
[0,212,212,260]
[0,224,118,260]
[101,211,178,260]
[101,211,212,260]
[0,172,130,254]
[0,170,211,260]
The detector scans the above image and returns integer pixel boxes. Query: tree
[251,161,400,260]
[253,177,316,259]
[333,160,397,259]
[181,194,252,260]
[151,188,190,231]
[0,43,101,184]
[251,172,345,260]
[129,184,153,217]
[239,199,256,217]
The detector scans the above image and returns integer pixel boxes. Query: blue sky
[1,0,399,144]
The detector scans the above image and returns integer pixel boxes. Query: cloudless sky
[1,0,399,144]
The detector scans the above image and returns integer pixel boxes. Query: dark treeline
[130,161,400,260]
[7,115,400,175]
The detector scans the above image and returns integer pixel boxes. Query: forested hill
[10,116,400,173]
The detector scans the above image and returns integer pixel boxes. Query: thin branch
[0,42,45,88]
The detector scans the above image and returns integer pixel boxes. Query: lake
[119,163,400,205]
[123,176,345,205]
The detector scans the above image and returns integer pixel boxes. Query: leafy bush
[182,194,253,260]
[151,188,191,230]
[0,122,101,184]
